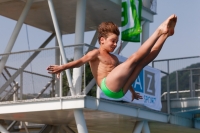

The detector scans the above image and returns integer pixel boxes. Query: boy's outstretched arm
[129,86,143,101]
[47,49,99,77]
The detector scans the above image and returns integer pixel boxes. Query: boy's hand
[131,92,143,101]
[47,65,63,78]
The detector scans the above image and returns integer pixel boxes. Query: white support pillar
[0,0,33,75]
[133,121,144,133]
[73,0,87,95]
[74,109,88,133]
[141,21,150,44]
[47,0,75,96]
[73,0,88,132]
[0,124,9,133]
[48,1,88,133]
[142,121,150,133]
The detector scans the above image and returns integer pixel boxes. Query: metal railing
[152,56,200,99]
[0,44,96,102]
[152,56,200,113]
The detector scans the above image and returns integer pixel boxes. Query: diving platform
[0,96,199,133]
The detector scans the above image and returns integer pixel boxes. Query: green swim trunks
[100,78,124,99]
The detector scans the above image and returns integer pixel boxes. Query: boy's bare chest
[99,54,118,66]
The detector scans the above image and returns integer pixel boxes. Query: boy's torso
[89,49,119,86]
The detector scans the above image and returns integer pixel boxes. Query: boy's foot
[157,14,177,36]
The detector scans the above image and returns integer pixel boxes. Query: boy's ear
[100,37,105,44]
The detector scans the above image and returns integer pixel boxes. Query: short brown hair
[97,22,120,43]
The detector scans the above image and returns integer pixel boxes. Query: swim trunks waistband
[100,78,124,99]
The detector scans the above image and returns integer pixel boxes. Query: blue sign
[132,69,143,93]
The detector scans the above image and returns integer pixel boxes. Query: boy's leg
[122,34,168,94]
[105,15,177,92]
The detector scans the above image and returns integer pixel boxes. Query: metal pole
[142,21,150,44]
[22,122,30,133]
[167,60,170,114]
[176,71,179,98]
[74,109,88,133]
[51,75,55,97]
[20,70,23,100]
[190,70,193,97]
[73,0,87,95]
[0,0,33,75]
[73,0,88,132]
[152,61,154,68]
[193,82,196,97]
[142,121,150,133]
[55,37,60,97]
[84,63,86,95]
[60,56,63,97]
[0,124,9,133]
[133,121,144,133]
[47,0,75,96]
[13,83,18,102]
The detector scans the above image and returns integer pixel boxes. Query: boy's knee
[128,53,140,65]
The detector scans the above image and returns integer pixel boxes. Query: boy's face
[100,33,119,52]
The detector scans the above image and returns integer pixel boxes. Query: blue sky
[1,0,200,60]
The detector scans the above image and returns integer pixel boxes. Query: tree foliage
[62,59,96,96]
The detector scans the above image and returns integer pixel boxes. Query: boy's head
[97,22,120,44]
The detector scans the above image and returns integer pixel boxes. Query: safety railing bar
[0,43,97,56]
[161,89,200,97]
[176,67,200,72]
[153,56,200,62]
[5,66,52,78]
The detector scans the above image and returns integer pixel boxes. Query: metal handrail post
[176,71,179,98]
[167,60,170,114]
[20,70,23,100]
[190,70,193,97]
[60,56,63,97]
[13,83,18,102]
